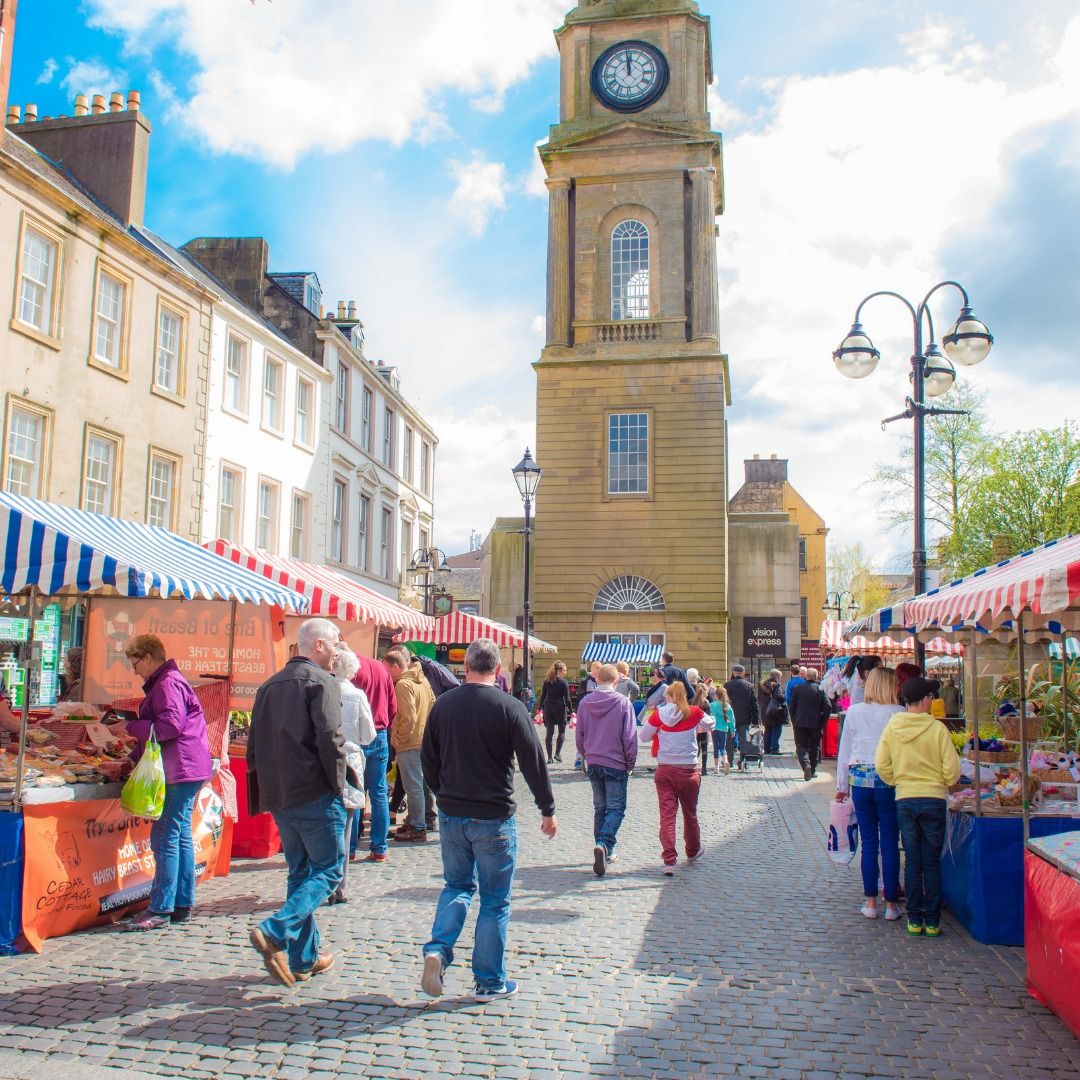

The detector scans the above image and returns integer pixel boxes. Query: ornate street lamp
[512,448,542,700]
[822,590,858,622]
[407,546,451,616]
[833,281,993,667]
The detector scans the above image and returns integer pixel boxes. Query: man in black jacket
[790,667,832,780]
[723,664,760,771]
[247,617,349,987]
[420,637,557,1003]
[660,651,694,700]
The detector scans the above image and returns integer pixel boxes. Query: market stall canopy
[822,619,963,657]
[205,540,433,634]
[0,492,306,611]
[396,611,556,652]
[581,641,663,665]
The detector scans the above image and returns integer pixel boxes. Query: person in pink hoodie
[574,663,638,878]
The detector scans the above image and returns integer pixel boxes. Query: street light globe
[923,345,956,397]
[943,306,993,367]
[832,323,880,379]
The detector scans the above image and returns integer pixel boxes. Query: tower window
[594,576,665,612]
[611,220,650,320]
[607,411,649,494]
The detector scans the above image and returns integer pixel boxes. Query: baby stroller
[738,722,765,772]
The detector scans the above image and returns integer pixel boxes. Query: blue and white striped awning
[581,641,663,665]
[0,491,307,611]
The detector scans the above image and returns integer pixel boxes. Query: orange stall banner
[20,782,231,952]
[83,598,287,710]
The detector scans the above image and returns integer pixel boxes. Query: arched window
[611,220,649,320]
[594,575,665,612]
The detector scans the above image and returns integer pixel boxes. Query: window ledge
[9,319,62,352]
[87,355,129,381]
[221,404,250,422]
[292,437,316,455]
[259,421,286,440]
[150,385,187,408]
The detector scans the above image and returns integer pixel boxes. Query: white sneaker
[884,905,902,922]
[860,902,879,919]
[662,863,677,876]
[592,845,607,878]
[421,953,445,997]
[687,849,704,865]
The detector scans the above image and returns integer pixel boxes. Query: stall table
[229,753,281,859]
[1025,832,1080,1038]
[942,811,1079,946]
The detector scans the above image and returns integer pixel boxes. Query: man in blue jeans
[353,653,397,862]
[246,618,353,986]
[574,663,638,877]
[420,638,557,1002]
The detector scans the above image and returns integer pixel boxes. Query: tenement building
[532,0,729,675]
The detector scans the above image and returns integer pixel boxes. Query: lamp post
[512,447,542,701]
[407,546,451,616]
[822,590,858,622]
[833,281,993,669]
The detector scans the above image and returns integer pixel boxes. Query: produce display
[0,724,134,801]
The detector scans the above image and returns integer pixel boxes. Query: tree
[872,383,993,536]
[941,423,1080,576]
[826,542,893,620]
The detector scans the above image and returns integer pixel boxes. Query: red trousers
[654,764,701,865]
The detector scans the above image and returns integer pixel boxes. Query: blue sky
[12,0,1080,563]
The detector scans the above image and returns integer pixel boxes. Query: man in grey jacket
[247,618,349,987]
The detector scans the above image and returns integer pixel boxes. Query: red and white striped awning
[396,611,557,653]
[205,540,433,634]
[820,620,963,657]
[904,534,1080,632]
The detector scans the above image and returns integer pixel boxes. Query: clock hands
[626,50,633,76]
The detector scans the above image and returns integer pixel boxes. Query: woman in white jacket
[835,666,902,920]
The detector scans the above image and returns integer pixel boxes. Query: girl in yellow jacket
[874,676,961,938]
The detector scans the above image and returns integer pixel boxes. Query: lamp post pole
[823,590,858,623]
[512,448,543,703]
[407,546,449,616]
[833,282,992,672]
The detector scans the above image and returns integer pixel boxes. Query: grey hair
[331,646,360,681]
[465,637,501,675]
[687,667,699,683]
[297,618,339,653]
[770,668,783,680]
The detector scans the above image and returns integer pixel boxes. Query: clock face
[591,40,670,114]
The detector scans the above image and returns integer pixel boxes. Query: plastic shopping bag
[827,797,858,865]
[120,727,166,820]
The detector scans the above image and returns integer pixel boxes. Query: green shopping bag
[120,725,166,820]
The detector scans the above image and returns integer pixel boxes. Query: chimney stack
[347,301,357,320]
[5,104,18,124]
[10,89,152,226]
[0,0,18,125]
[336,300,347,319]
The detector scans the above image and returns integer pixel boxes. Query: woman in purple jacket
[123,634,213,931]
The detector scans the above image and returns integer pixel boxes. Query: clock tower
[532,0,730,676]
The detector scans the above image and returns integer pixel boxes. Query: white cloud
[36,58,58,85]
[60,58,129,99]
[84,0,564,167]
[449,154,508,235]
[525,138,548,197]
[719,13,1080,557]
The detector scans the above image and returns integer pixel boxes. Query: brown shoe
[293,952,335,982]
[249,927,295,987]
[391,825,428,843]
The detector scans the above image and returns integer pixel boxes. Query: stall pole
[226,600,237,678]
[1061,631,1071,751]
[12,585,40,808]
[971,628,982,818]
[1017,614,1030,842]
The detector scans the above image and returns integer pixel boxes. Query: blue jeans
[362,730,390,854]
[764,725,783,754]
[261,792,346,973]
[851,783,900,901]
[396,749,426,830]
[587,765,629,855]
[149,780,203,914]
[424,813,517,991]
[896,797,947,927]
[711,729,733,763]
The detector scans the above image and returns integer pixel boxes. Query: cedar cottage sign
[743,617,786,659]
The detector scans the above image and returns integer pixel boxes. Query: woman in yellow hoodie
[874,676,961,938]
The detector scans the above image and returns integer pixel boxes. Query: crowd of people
[95,629,963,1001]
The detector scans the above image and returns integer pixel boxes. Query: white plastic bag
[827,797,858,865]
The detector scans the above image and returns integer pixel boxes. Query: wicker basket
[966,748,1018,763]
[997,713,1044,742]
[1032,767,1077,783]
[995,777,1041,808]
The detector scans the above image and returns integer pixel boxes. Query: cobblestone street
[1,740,1078,1079]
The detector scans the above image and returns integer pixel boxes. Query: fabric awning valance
[581,641,663,665]
[397,611,557,652]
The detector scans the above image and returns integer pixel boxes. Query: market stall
[0,492,308,953]
[204,540,435,857]
[845,535,1080,949]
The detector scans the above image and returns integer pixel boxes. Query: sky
[12,0,1080,566]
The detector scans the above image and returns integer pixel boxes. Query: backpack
[766,685,789,725]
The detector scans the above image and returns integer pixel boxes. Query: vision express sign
[742,617,787,658]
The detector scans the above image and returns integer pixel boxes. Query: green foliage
[941,423,1080,576]
[826,542,892,618]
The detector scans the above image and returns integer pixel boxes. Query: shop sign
[742,617,786,658]
[20,783,231,952]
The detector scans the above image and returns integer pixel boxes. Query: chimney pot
[337,300,347,319]
[770,453,777,459]
[6,105,20,124]
[109,92,123,112]
[347,301,357,319]
[752,453,760,460]
[74,94,89,116]
[24,103,37,122]
[127,90,140,111]
[91,94,106,114]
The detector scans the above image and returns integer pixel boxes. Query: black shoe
[546,757,553,764]
[172,907,192,923]
[554,755,562,763]
[802,763,813,781]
